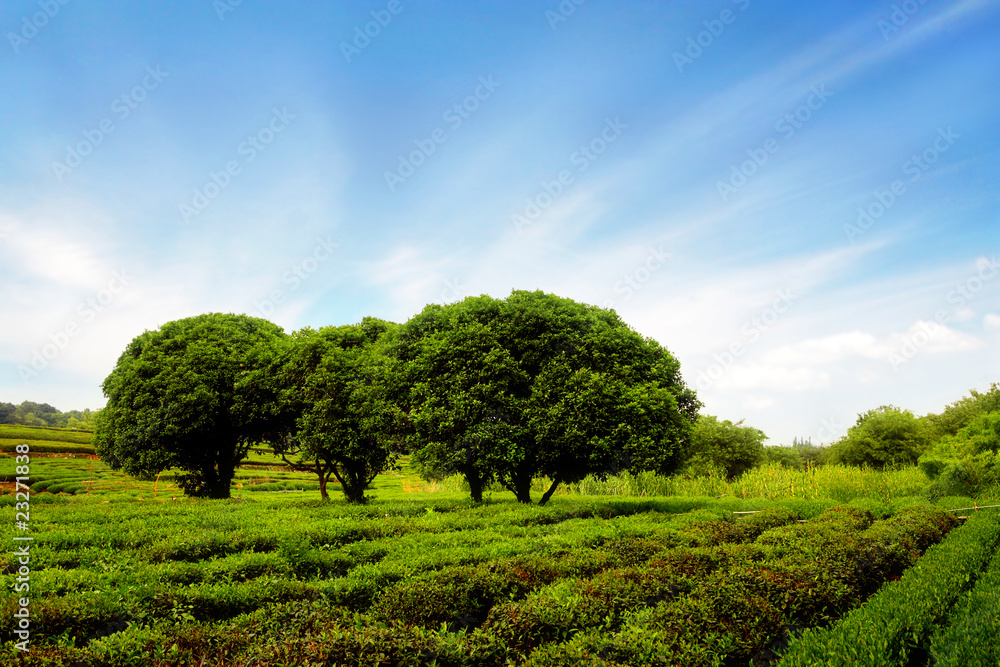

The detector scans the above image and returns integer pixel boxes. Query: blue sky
[1,0,998,445]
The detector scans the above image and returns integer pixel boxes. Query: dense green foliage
[929,539,1000,666]
[94,313,287,498]
[921,382,1000,441]
[830,406,931,469]
[397,291,700,504]
[777,508,1000,667]
[248,319,406,503]
[684,415,766,479]
[919,410,1000,497]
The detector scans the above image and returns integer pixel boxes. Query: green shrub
[482,567,689,657]
[920,411,1000,497]
[601,535,668,566]
[680,508,801,547]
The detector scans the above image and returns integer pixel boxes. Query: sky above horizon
[2,0,999,445]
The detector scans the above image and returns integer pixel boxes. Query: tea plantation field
[2,428,999,666]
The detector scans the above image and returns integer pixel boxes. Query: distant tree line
[756,386,1000,496]
[0,401,99,430]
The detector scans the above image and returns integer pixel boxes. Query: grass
[576,463,933,503]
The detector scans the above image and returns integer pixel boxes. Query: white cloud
[888,320,984,356]
[765,330,888,366]
[953,307,977,322]
[718,364,831,392]
[1,225,107,291]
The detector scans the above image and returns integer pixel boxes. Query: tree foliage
[684,415,767,479]
[250,319,405,503]
[830,405,931,469]
[921,383,1000,441]
[762,441,831,470]
[396,290,700,504]
[919,410,1000,496]
[94,313,286,498]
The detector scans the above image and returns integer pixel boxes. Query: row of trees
[822,386,1000,495]
[821,385,1000,470]
[689,387,1000,486]
[0,401,100,430]
[95,291,702,503]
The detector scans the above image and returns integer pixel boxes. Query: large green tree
[830,405,931,469]
[684,415,767,479]
[397,290,699,504]
[94,313,286,498]
[248,318,405,503]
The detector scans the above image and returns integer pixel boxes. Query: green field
[0,424,95,456]
[2,427,999,666]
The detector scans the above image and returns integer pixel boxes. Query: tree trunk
[538,476,562,506]
[200,462,230,499]
[333,466,367,504]
[318,473,329,500]
[466,468,484,503]
[211,476,231,499]
[211,439,237,499]
[514,473,532,504]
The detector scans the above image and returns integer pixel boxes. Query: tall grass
[576,463,931,503]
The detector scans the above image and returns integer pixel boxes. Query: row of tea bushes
[927,536,1000,667]
[777,508,1000,667]
[0,496,964,666]
[514,506,957,666]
